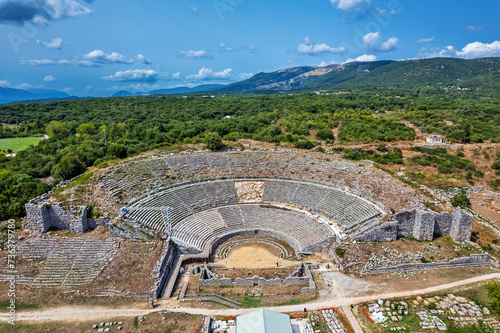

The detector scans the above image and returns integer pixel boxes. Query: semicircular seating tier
[98,151,372,202]
[124,178,383,252]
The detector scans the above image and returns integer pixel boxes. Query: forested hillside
[0,85,499,220]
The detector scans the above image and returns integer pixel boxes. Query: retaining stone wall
[361,254,492,275]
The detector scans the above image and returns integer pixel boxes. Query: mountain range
[1,57,499,104]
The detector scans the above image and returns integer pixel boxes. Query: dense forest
[0,89,499,220]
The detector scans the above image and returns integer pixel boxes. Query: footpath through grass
[0,137,44,153]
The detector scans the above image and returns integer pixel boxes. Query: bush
[294,140,315,150]
[204,132,225,151]
[335,248,346,258]
[450,188,471,209]
[316,128,334,141]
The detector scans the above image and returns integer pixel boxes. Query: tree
[204,132,225,151]
[76,123,96,136]
[46,121,70,139]
[316,128,334,141]
[51,153,86,180]
[450,188,471,209]
[107,144,127,159]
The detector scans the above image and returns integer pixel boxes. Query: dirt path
[4,273,499,323]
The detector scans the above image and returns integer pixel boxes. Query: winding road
[2,273,499,323]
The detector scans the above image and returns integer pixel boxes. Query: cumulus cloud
[417,37,435,44]
[137,54,151,64]
[456,41,500,58]
[171,72,181,79]
[178,50,211,59]
[0,80,10,87]
[329,0,370,12]
[44,75,55,82]
[102,69,158,83]
[420,41,500,59]
[298,37,345,55]
[38,37,63,49]
[345,54,377,63]
[84,50,134,64]
[362,32,381,48]
[0,0,92,26]
[362,32,400,52]
[186,67,232,81]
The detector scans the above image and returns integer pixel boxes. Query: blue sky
[0,0,499,96]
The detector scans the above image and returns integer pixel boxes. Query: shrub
[450,188,471,209]
[316,128,334,141]
[204,132,225,151]
[335,248,346,258]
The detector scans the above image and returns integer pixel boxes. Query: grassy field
[0,137,44,153]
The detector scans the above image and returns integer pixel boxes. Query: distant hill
[0,87,43,104]
[29,89,71,99]
[112,90,133,97]
[148,84,225,95]
[218,57,500,93]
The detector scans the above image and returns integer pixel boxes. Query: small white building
[426,135,447,144]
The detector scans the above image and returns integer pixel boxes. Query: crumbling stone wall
[412,210,435,241]
[361,254,493,275]
[199,262,315,289]
[25,202,88,234]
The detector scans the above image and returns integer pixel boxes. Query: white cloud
[329,0,370,12]
[186,67,232,81]
[0,0,92,26]
[178,50,211,59]
[44,75,56,82]
[419,41,500,59]
[465,25,486,33]
[137,54,152,64]
[38,37,63,49]
[345,54,377,63]
[237,72,253,80]
[189,5,198,12]
[220,42,233,51]
[379,37,400,51]
[298,37,345,55]
[84,50,134,64]
[456,41,500,59]
[362,32,381,48]
[62,87,74,93]
[19,58,55,65]
[17,83,32,90]
[362,32,400,52]
[0,80,10,87]
[20,50,147,67]
[172,72,181,79]
[103,69,159,83]
[417,37,435,44]
[318,61,336,67]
